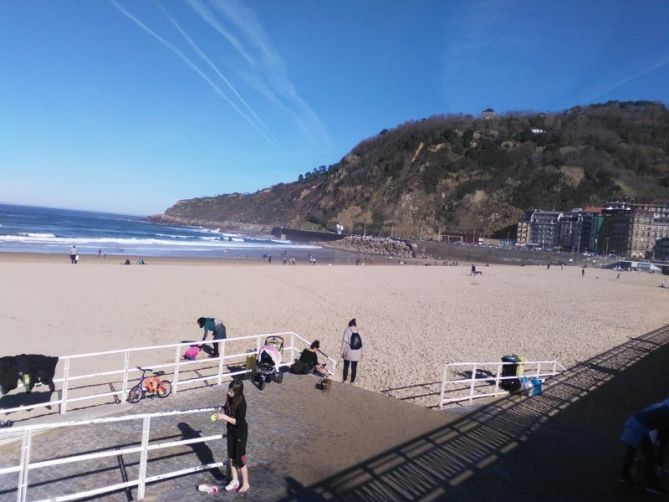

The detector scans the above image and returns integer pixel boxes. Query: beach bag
[184,346,200,361]
[520,376,543,397]
[532,378,543,396]
[350,332,363,350]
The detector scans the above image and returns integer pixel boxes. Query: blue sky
[2,0,669,215]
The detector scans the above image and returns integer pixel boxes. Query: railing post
[439,364,448,410]
[494,363,502,393]
[468,364,477,405]
[173,345,181,394]
[553,361,557,375]
[17,429,32,502]
[137,416,151,500]
[256,336,262,355]
[290,332,295,362]
[121,351,130,402]
[217,340,225,386]
[536,362,541,378]
[60,358,70,415]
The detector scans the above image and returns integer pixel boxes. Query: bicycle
[127,367,172,403]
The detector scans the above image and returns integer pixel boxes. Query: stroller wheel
[275,371,284,384]
[258,378,265,390]
[265,374,272,383]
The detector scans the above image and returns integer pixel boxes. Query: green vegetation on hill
[151,101,669,239]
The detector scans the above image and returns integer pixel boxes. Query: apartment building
[655,237,669,260]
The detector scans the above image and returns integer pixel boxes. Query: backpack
[184,346,200,360]
[349,331,362,350]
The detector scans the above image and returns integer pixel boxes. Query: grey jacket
[341,326,363,362]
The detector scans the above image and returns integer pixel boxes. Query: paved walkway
[1,324,668,501]
[0,373,449,501]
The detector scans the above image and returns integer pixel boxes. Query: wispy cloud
[109,0,276,145]
[191,0,331,147]
[185,0,256,67]
[158,5,276,144]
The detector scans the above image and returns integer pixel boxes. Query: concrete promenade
[0,323,668,501]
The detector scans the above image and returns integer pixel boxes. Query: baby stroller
[254,336,284,390]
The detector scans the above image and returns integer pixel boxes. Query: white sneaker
[197,484,219,494]
[225,480,240,492]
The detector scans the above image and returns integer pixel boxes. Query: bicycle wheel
[157,380,172,398]
[127,385,143,403]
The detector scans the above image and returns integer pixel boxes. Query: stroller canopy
[258,344,281,367]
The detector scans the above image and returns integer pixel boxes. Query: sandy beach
[1,252,668,395]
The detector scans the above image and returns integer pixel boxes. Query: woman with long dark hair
[216,380,250,492]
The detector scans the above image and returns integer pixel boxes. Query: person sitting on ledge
[291,340,328,375]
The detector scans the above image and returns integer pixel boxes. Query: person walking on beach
[619,397,669,495]
[341,318,363,384]
[197,317,227,358]
[69,245,77,264]
[214,380,250,493]
[581,267,585,278]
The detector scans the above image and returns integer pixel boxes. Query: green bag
[245,353,257,379]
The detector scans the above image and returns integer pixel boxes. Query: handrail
[439,359,565,408]
[0,331,338,417]
[0,408,224,502]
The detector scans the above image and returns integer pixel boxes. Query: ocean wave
[155,233,189,239]
[0,233,319,249]
[19,232,57,238]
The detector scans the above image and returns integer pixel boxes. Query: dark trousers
[658,429,668,468]
[343,360,358,383]
[621,435,658,485]
[210,337,224,357]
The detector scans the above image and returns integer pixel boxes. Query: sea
[0,204,324,259]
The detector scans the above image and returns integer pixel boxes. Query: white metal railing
[0,408,223,502]
[1,332,338,417]
[439,359,566,409]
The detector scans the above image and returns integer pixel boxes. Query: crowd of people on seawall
[321,235,415,258]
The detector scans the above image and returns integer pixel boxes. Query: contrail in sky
[193,0,331,148]
[186,0,256,67]
[109,0,275,145]
[595,55,669,100]
[159,6,277,144]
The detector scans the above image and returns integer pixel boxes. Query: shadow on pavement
[177,422,226,483]
[282,324,669,501]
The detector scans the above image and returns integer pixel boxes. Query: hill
[149,101,669,239]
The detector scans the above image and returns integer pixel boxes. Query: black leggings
[343,360,358,383]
